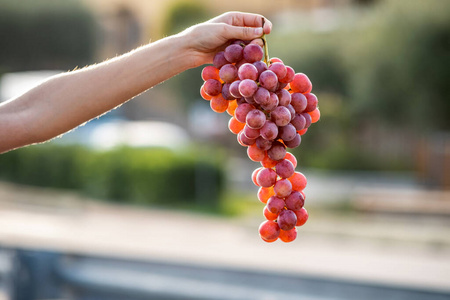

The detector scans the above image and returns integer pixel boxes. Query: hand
[181,11,272,67]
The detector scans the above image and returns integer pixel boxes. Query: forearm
[0,33,194,153]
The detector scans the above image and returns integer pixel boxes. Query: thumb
[224,25,264,41]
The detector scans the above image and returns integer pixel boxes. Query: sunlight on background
[0,0,449,299]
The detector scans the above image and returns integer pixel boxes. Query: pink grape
[267,141,286,161]
[284,133,301,148]
[259,220,280,242]
[237,131,256,146]
[256,168,277,187]
[224,44,243,63]
[234,103,255,123]
[239,79,258,98]
[285,191,305,211]
[229,80,242,98]
[253,61,268,78]
[274,178,292,198]
[304,93,318,113]
[260,120,278,141]
[270,106,291,127]
[276,89,291,106]
[290,73,312,94]
[219,64,238,83]
[302,113,312,128]
[291,113,306,131]
[255,136,272,151]
[259,70,278,92]
[245,96,257,105]
[280,66,295,83]
[222,83,234,100]
[243,124,260,139]
[238,63,259,81]
[294,208,309,226]
[277,209,297,231]
[213,51,228,69]
[243,44,264,63]
[278,123,297,142]
[204,79,222,96]
[253,87,270,106]
[275,159,295,179]
[291,93,308,114]
[261,92,279,111]
[268,62,287,80]
[267,196,285,214]
[285,104,296,121]
[246,109,266,129]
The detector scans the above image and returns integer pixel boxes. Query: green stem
[261,17,270,64]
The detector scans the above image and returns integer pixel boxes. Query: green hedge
[0,145,225,208]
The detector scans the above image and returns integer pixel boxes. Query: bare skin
[0,12,272,154]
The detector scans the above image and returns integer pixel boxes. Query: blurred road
[0,177,449,298]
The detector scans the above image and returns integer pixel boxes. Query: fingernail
[254,27,263,36]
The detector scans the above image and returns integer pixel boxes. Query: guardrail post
[11,249,62,300]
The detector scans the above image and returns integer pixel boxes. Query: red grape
[277,209,297,231]
[256,168,277,188]
[259,220,280,242]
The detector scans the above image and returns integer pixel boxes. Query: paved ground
[0,177,449,297]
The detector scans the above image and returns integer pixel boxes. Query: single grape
[267,141,286,161]
[253,61,268,78]
[243,44,264,63]
[277,209,297,231]
[253,87,270,106]
[246,109,266,129]
[290,93,307,114]
[284,133,302,148]
[228,116,245,134]
[238,63,259,81]
[259,70,278,92]
[276,89,291,106]
[258,187,275,204]
[279,227,297,243]
[273,178,292,198]
[285,104,296,121]
[226,99,238,116]
[304,93,318,112]
[239,79,258,98]
[294,207,309,226]
[302,112,312,128]
[290,73,312,94]
[243,124,260,139]
[270,106,291,127]
[278,123,297,142]
[255,136,273,151]
[267,196,285,214]
[259,220,280,242]
[291,113,306,131]
[275,159,295,179]
[252,167,263,186]
[309,108,321,123]
[269,57,283,64]
[256,168,277,188]
[222,83,234,100]
[224,44,243,63]
[263,205,278,221]
[229,80,242,98]
[213,51,228,69]
[210,94,229,113]
[201,66,220,81]
[261,153,278,168]
[247,144,266,162]
[204,79,222,96]
[200,84,212,101]
[260,120,278,141]
[285,190,305,211]
[288,171,307,191]
[219,64,238,83]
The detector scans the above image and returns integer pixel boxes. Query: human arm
[0,11,272,154]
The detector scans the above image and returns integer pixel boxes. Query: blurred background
[0,0,449,299]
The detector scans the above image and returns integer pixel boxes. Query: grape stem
[261,17,270,64]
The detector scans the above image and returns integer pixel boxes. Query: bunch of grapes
[199,36,320,243]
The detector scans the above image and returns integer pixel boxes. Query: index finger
[212,12,272,34]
